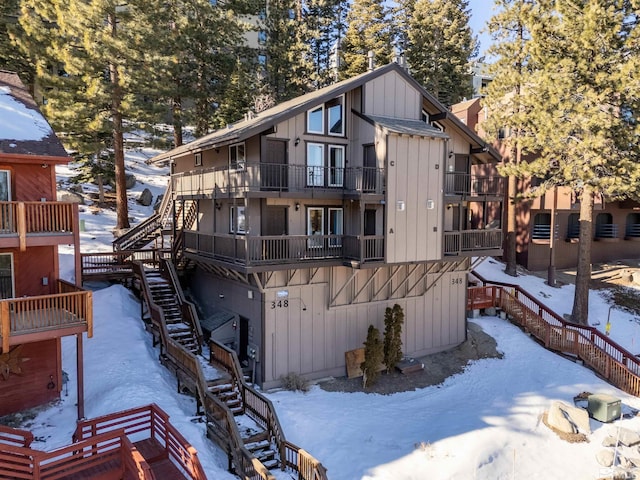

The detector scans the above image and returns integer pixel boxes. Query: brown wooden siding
[0,339,60,416]
[0,163,56,201]
[363,70,421,119]
[11,246,57,296]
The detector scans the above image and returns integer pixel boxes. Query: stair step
[261,459,279,470]
[230,406,243,416]
[209,383,234,393]
[244,439,270,451]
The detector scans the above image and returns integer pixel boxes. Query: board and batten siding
[262,264,466,387]
[385,133,445,263]
[363,70,421,120]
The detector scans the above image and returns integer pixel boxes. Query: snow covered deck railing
[0,201,78,251]
[80,249,161,283]
[470,272,640,397]
[0,280,92,353]
[444,229,503,256]
[0,425,34,448]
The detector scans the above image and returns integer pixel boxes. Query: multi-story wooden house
[0,70,92,418]
[150,63,503,388]
[453,96,640,271]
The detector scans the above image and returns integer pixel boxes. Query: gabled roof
[0,70,68,160]
[150,62,499,164]
[363,114,449,139]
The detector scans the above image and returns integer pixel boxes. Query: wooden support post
[17,202,26,252]
[72,204,82,286]
[1,301,9,353]
[77,333,85,420]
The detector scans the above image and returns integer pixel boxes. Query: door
[364,209,376,236]
[262,206,287,260]
[363,145,376,192]
[0,253,14,299]
[307,207,324,248]
[262,139,288,190]
[238,316,249,365]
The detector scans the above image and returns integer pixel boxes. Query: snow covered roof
[0,70,68,159]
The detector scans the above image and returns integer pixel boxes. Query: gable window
[421,109,429,123]
[194,152,202,166]
[307,105,324,134]
[229,142,245,170]
[230,206,246,234]
[327,97,344,136]
[306,95,345,137]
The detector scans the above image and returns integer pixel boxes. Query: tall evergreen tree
[0,0,33,86]
[483,0,536,277]
[383,304,404,372]
[306,0,347,87]
[505,0,640,324]
[339,0,392,78]
[361,325,383,387]
[404,0,477,106]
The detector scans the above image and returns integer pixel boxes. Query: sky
[10,146,640,479]
[468,0,495,58]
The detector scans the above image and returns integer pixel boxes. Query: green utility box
[588,394,621,423]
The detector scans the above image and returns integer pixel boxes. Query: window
[307,105,324,134]
[421,109,429,123]
[229,142,245,170]
[257,54,267,65]
[0,170,11,201]
[595,212,616,239]
[326,97,344,136]
[230,206,246,234]
[258,31,267,45]
[194,152,202,166]
[307,207,324,248]
[626,213,640,238]
[0,253,14,299]
[328,208,343,246]
[306,96,345,136]
[567,213,580,240]
[532,213,551,240]
[306,143,324,186]
[328,145,344,187]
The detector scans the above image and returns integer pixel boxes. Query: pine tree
[482,0,537,277]
[0,0,33,86]
[361,325,383,388]
[339,0,392,78]
[306,0,348,87]
[404,0,477,106]
[383,304,404,372]
[505,0,640,324]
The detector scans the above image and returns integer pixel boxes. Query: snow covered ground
[11,152,640,479]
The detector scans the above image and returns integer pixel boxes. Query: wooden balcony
[0,201,78,250]
[0,280,93,353]
[444,229,503,256]
[172,163,385,199]
[444,173,505,198]
[183,231,385,269]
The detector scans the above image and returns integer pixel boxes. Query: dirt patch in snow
[318,322,502,395]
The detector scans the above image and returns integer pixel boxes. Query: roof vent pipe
[367,50,375,71]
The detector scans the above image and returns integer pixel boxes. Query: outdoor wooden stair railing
[470,271,640,397]
[132,260,329,480]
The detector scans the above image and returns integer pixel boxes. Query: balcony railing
[444,173,505,197]
[172,163,385,197]
[183,231,385,267]
[0,280,93,352]
[444,229,503,256]
[0,201,77,249]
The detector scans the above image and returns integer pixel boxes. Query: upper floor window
[421,109,429,123]
[258,31,267,45]
[306,95,345,136]
[194,152,202,166]
[306,143,345,187]
[230,206,246,234]
[0,170,11,201]
[257,54,267,66]
[229,142,245,170]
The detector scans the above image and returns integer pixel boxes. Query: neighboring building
[453,97,640,271]
[471,62,492,98]
[0,70,92,418]
[151,62,504,388]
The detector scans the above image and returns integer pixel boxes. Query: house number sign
[271,300,289,309]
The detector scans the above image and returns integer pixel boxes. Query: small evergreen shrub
[383,304,404,372]
[279,372,309,392]
[361,325,384,388]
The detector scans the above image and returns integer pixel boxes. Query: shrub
[361,325,384,388]
[383,304,404,372]
[279,372,310,392]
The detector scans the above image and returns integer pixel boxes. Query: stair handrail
[156,180,174,230]
[209,340,329,480]
[159,258,204,349]
[113,212,161,251]
[121,436,156,480]
[471,270,640,395]
[132,261,274,480]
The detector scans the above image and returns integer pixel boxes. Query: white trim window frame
[0,169,11,201]
[328,208,343,247]
[307,207,324,248]
[327,95,344,137]
[307,105,324,134]
[194,152,202,166]
[0,252,15,299]
[229,142,246,171]
[230,206,246,234]
[328,145,345,187]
